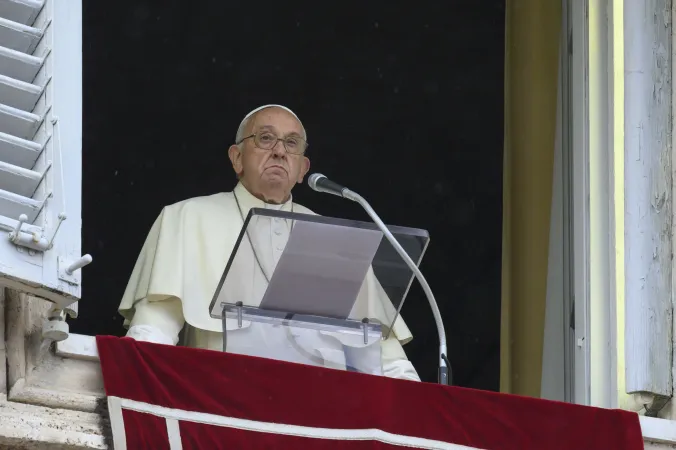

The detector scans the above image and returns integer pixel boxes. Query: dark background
[75,1,505,390]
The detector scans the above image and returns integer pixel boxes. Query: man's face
[229,107,310,203]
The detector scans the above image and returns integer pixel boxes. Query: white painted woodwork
[0,0,85,309]
[541,22,567,402]
[585,0,620,409]
[560,0,624,411]
[0,45,42,82]
[672,0,676,417]
[623,0,673,398]
[559,0,576,405]
[0,187,42,222]
[0,73,41,110]
[0,0,43,26]
[570,0,592,407]
[0,102,40,138]
[0,129,40,167]
[642,416,676,447]
[0,209,39,238]
[0,15,41,53]
[0,159,42,197]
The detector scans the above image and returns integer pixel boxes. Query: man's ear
[228,145,243,176]
[297,156,311,183]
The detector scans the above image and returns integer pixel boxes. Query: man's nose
[271,140,287,157]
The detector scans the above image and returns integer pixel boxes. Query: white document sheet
[259,220,383,319]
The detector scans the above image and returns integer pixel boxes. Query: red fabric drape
[97,336,644,449]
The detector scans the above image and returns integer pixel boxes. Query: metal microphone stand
[342,189,451,385]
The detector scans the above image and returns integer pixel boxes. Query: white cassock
[118,182,420,381]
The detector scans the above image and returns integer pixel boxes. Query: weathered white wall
[646,443,676,450]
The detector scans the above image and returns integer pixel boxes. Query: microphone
[307,173,355,199]
[306,173,451,385]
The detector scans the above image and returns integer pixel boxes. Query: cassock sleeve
[344,336,421,381]
[351,267,414,345]
[119,207,188,345]
[126,297,185,345]
[118,196,241,333]
[381,337,421,381]
[118,207,185,327]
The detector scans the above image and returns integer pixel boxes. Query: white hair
[235,104,307,148]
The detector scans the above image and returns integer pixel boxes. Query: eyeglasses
[237,132,308,155]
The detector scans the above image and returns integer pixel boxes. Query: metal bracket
[42,306,69,342]
[58,254,93,285]
[643,394,671,417]
[8,213,66,253]
[361,318,370,345]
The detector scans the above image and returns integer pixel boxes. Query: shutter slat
[0,159,41,197]
[0,0,44,26]
[0,16,42,53]
[0,72,40,110]
[0,44,43,83]
[0,212,40,234]
[0,186,42,223]
[0,130,41,168]
[0,102,40,139]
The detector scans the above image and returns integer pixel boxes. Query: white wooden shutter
[0,0,86,310]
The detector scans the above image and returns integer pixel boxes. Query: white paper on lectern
[259,220,384,319]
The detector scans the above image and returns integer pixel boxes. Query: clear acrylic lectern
[208,208,429,376]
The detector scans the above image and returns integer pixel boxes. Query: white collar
[233,183,293,215]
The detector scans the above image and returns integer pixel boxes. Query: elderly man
[118,104,420,381]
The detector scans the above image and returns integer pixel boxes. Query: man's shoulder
[161,192,235,217]
[157,190,316,218]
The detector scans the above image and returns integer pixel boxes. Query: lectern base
[219,302,384,375]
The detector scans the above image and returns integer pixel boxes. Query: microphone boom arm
[341,188,450,385]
